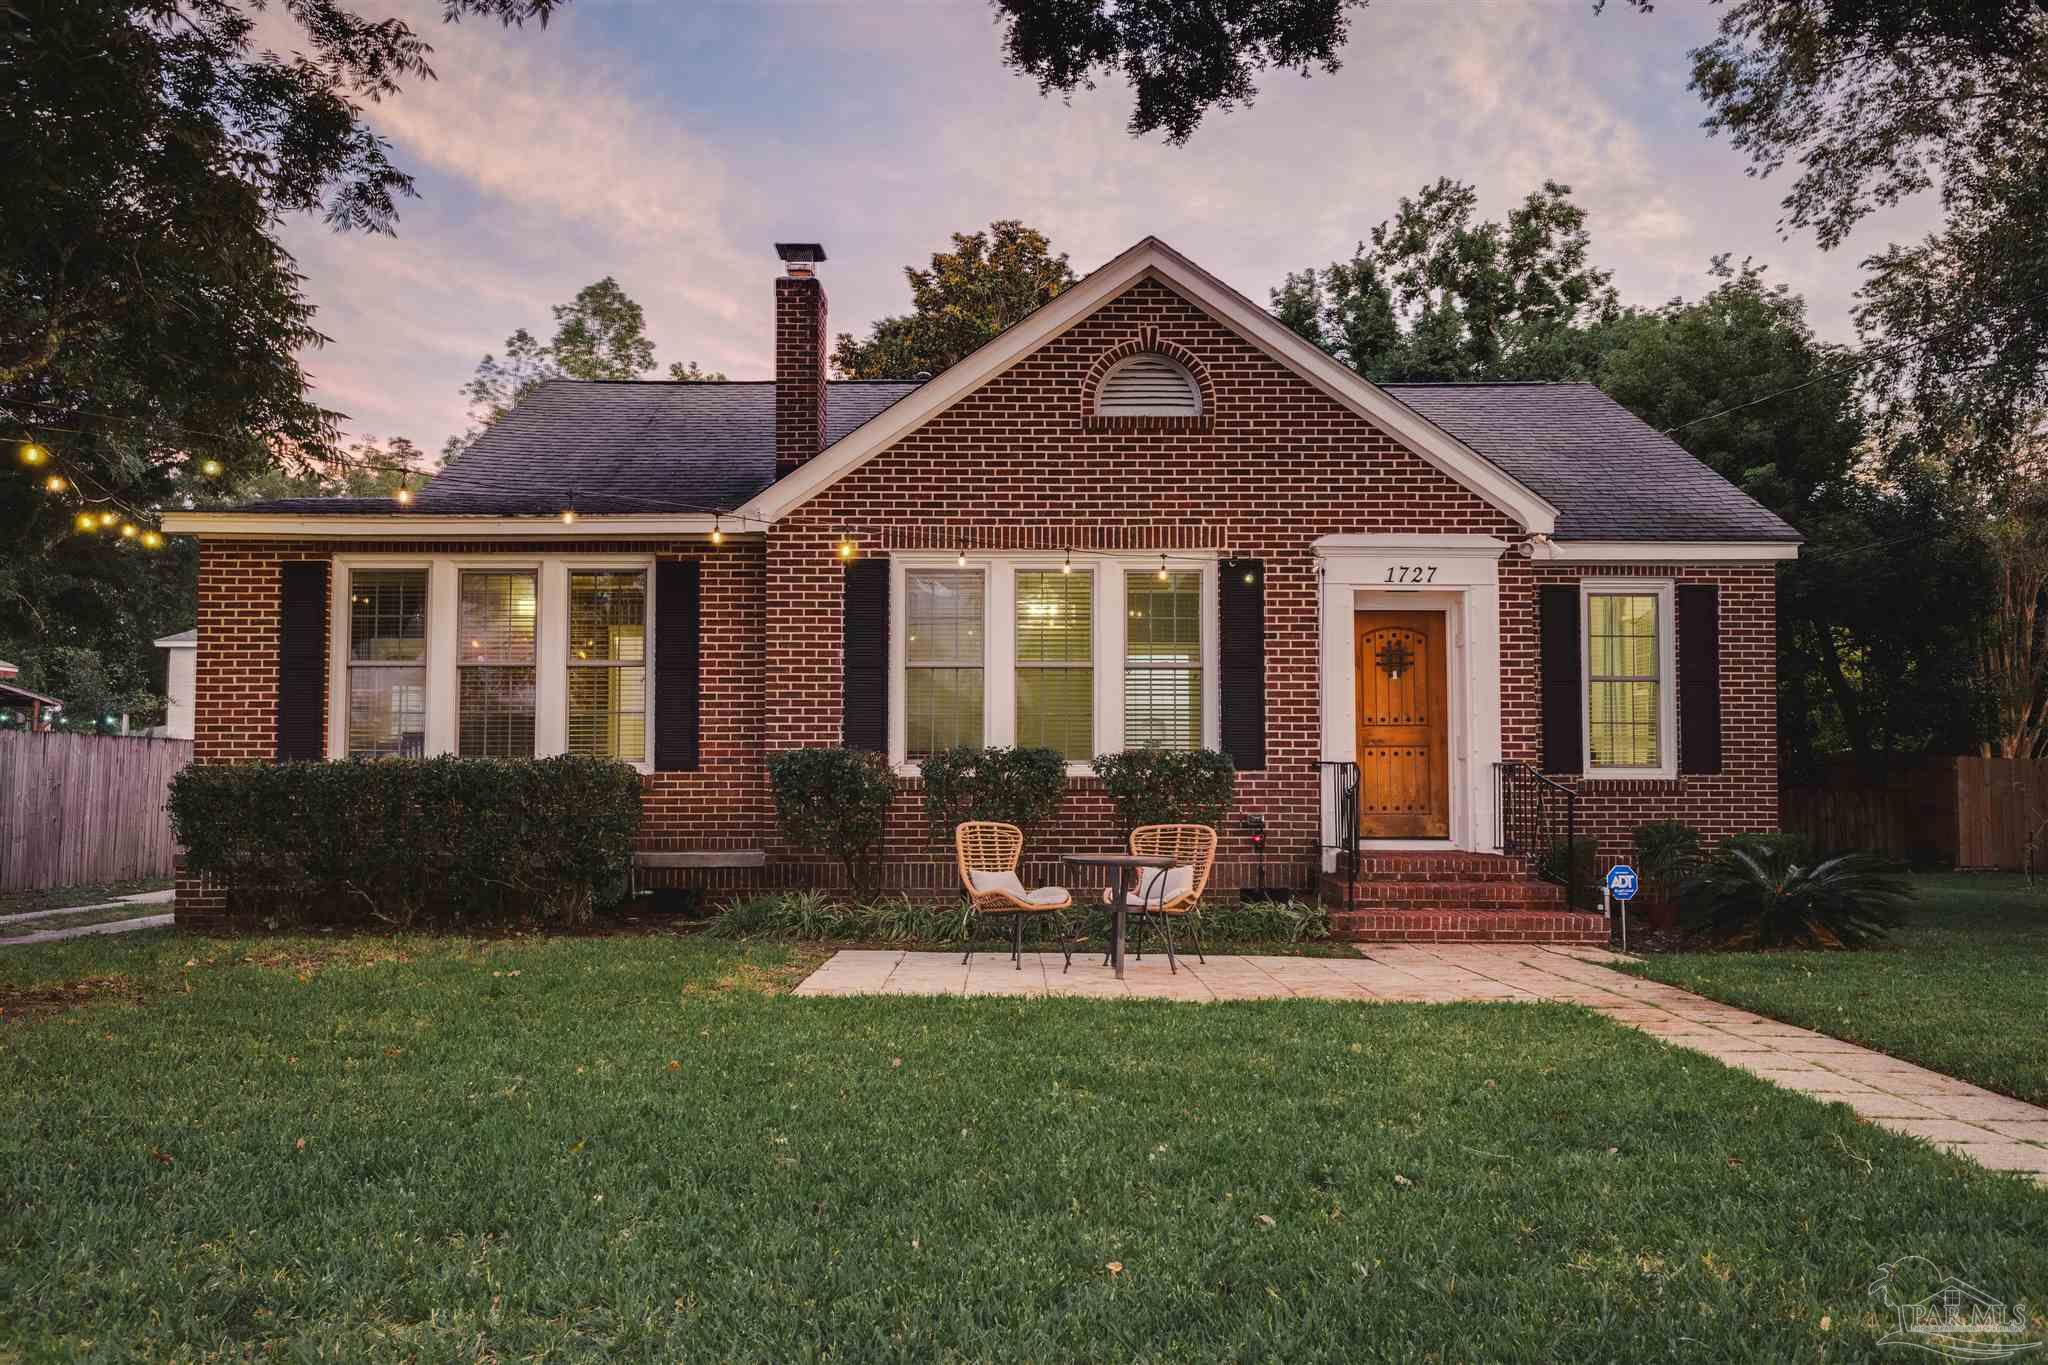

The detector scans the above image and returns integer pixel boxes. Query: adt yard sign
[1605,864,1639,902]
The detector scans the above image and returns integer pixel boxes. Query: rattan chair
[1124,823,1217,973]
[954,821,1074,969]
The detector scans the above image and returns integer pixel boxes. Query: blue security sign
[1605,864,1640,901]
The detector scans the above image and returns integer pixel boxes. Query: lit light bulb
[955,549,967,567]
[119,522,138,539]
[141,530,164,549]
[710,520,724,546]
[1157,555,1169,582]
[199,458,224,477]
[43,473,66,493]
[1061,550,1072,575]
[560,508,578,524]
[19,442,48,466]
[838,538,856,560]
[98,511,118,527]
[74,511,97,533]
[393,485,414,506]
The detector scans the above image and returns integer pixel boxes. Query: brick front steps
[1323,851,1607,944]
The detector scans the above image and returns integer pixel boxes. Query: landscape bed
[0,928,2043,1361]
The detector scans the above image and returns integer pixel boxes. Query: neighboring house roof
[234,380,922,518]
[1384,383,1802,543]
[154,630,197,649]
[0,658,15,679]
[0,680,62,709]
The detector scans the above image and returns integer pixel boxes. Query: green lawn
[1632,873,2048,1105]
[2,930,2044,1361]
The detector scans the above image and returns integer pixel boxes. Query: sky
[278,0,1943,457]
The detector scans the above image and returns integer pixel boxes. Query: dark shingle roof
[1384,382,1801,543]
[237,380,921,517]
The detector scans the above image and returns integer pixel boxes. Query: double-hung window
[1123,570,1203,748]
[905,571,985,757]
[458,570,538,758]
[1015,569,1094,761]
[567,570,647,762]
[1584,585,1672,773]
[346,569,427,757]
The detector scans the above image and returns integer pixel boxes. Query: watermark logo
[1870,1256,2041,1360]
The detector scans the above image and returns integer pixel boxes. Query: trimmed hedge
[168,756,643,926]
[765,747,895,898]
[1090,748,1236,832]
[918,745,1067,842]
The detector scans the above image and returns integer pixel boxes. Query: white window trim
[1580,577,1676,781]
[888,553,1219,778]
[328,553,656,773]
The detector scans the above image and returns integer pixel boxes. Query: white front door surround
[1315,535,1506,862]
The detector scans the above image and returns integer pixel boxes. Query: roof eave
[160,511,733,539]
[1533,538,1801,562]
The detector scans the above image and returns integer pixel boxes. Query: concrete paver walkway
[795,944,2048,1182]
[0,889,176,947]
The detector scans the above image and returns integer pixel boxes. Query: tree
[235,438,429,501]
[445,277,723,457]
[1271,180,1620,382]
[1,0,565,741]
[993,0,1359,143]
[667,360,728,382]
[1979,471,2048,759]
[832,222,1077,380]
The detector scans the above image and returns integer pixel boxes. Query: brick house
[164,238,1799,940]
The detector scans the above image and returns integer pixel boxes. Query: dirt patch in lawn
[683,948,833,997]
[0,974,144,1024]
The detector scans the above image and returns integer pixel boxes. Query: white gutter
[159,512,734,539]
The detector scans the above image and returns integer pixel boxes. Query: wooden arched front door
[1353,611,1450,838]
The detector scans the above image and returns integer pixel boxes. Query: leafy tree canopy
[993,0,1360,143]
[1272,180,1620,382]
[832,221,1077,381]
[445,277,724,459]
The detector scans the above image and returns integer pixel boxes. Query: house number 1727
[1383,565,1438,583]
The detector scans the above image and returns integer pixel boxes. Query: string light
[710,515,724,546]
[393,477,414,507]
[559,507,577,524]
[74,511,96,533]
[18,441,48,467]
[140,530,163,549]
[1157,553,1170,582]
[838,533,857,561]
[199,458,224,477]
[119,522,138,539]
[1061,548,1072,574]
[43,473,66,493]
[97,511,117,527]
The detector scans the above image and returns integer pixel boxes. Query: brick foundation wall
[181,275,1783,921]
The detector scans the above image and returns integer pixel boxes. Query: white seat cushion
[969,870,1069,907]
[1126,864,1195,908]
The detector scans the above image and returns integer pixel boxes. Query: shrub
[1090,748,1236,832]
[168,755,643,926]
[765,747,897,898]
[1682,845,1912,948]
[918,745,1067,842]
[1633,820,1703,903]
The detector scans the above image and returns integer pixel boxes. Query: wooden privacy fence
[0,732,192,890]
[1781,755,2048,870]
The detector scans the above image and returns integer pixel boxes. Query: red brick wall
[774,274,827,478]
[189,276,1782,903]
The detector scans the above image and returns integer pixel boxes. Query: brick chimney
[774,242,828,479]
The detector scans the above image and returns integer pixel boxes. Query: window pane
[350,570,426,662]
[459,571,536,664]
[907,572,984,665]
[1016,571,1092,664]
[1016,668,1093,761]
[1016,570,1093,761]
[1125,571,1201,748]
[567,665,646,761]
[569,572,645,664]
[459,668,537,758]
[906,667,985,756]
[348,667,425,757]
[1589,681,1660,768]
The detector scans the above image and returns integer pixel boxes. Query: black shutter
[842,558,888,752]
[275,560,329,761]
[1218,558,1266,770]
[1538,584,1582,775]
[653,559,702,772]
[1677,583,1722,775]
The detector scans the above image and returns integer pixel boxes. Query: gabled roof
[740,237,1565,534]
[232,380,922,518]
[1384,384,1802,543]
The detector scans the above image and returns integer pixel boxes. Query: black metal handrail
[1318,760,1360,912]
[1495,761,1580,911]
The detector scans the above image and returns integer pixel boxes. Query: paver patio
[796,942,2048,1182]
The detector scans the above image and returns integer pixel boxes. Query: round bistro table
[1059,852,1178,979]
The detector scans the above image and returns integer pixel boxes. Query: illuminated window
[1586,591,1664,770]
[1124,571,1202,748]
[567,571,646,762]
[905,571,984,756]
[458,570,537,757]
[1015,569,1094,761]
[346,570,426,757]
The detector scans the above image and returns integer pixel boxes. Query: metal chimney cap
[774,242,827,265]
